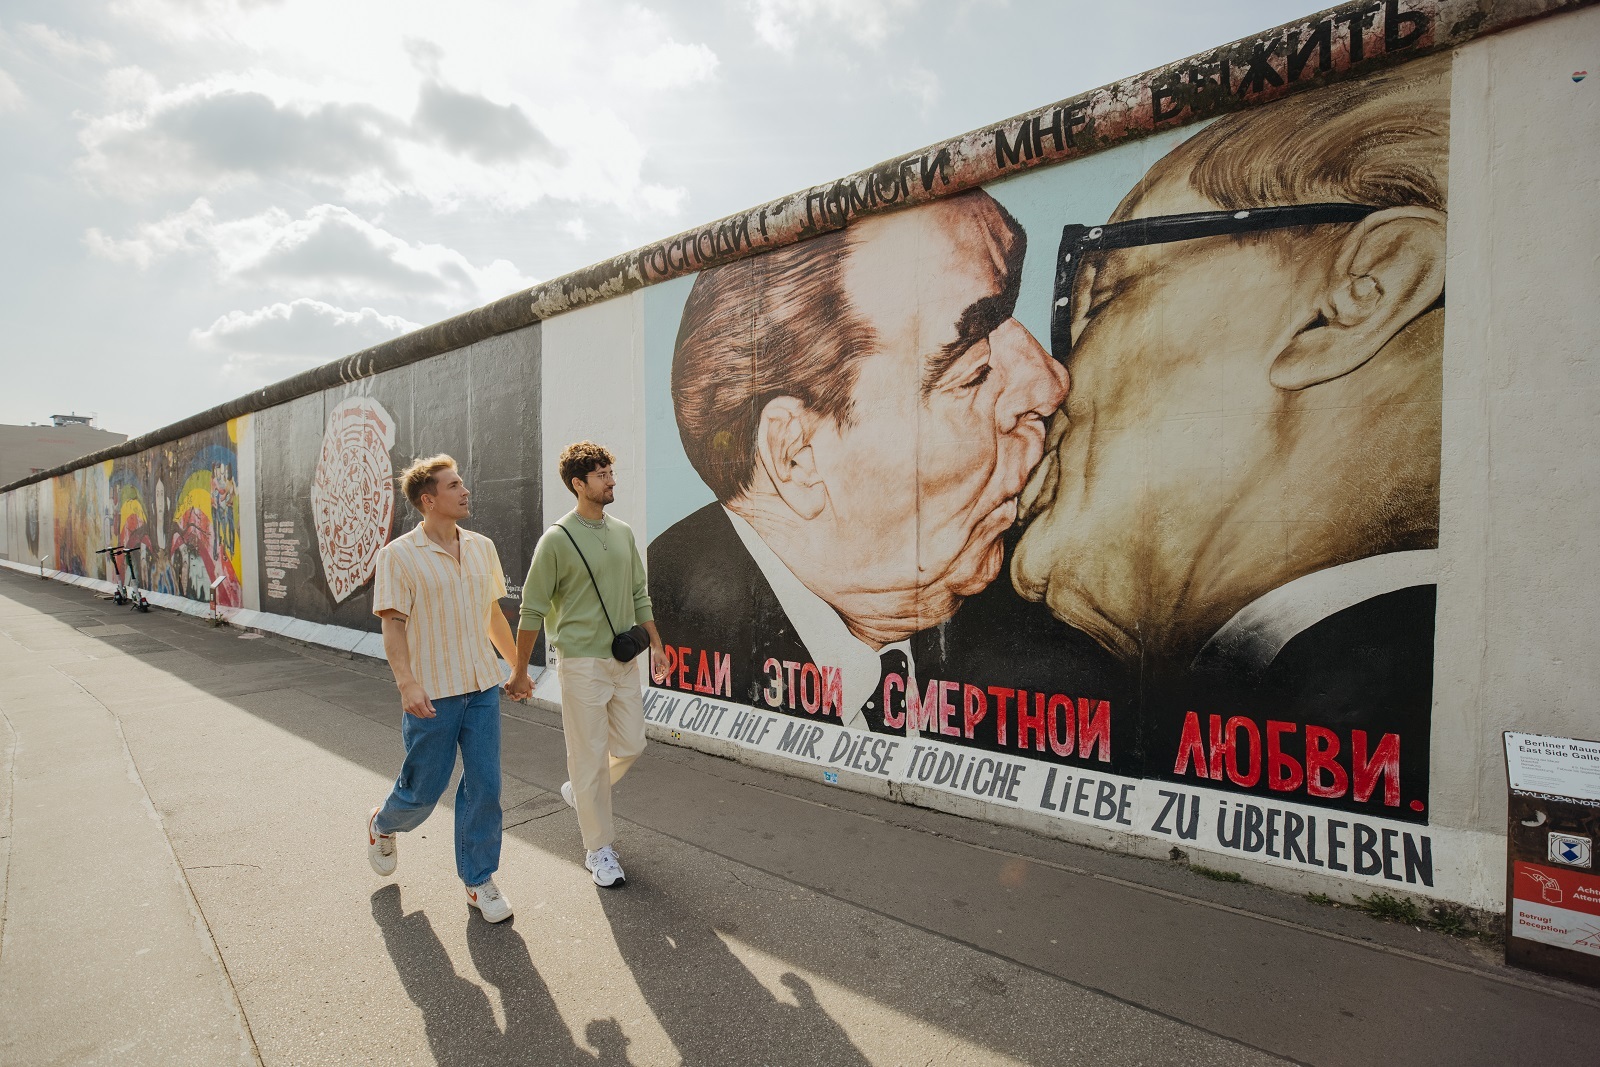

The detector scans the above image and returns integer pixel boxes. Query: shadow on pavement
[596,880,870,1067]
[372,884,630,1066]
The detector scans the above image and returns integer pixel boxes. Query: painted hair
[559,440,614,495]
[398,454,457,511]
[671,189,1023,504]
[1136,58,1449,220]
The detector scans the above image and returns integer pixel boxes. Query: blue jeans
[374,686,502,887]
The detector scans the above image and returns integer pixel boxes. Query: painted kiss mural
[648,62,1449,888]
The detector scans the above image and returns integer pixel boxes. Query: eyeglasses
[1050,203,1380,359]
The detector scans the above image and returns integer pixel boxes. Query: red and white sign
[1511,861,1600,957]
[310,396,395,603]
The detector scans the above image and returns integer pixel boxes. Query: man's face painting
[811,195,1069,626]
[1014,172,1315,655]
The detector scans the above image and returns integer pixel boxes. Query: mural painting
[310,396,397,603]
[254,328,541,630]
[52,463,113,581]
[647,61,1449,890]
[108,419,246,606]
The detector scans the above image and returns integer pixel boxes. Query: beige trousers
[556,655,647,851]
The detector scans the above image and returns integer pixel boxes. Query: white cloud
[77,80,404,199]
[0,67,23,112]
[19,23,115,64]
[746,0,914,52]
[197,298,422,394]
[561,218,589,242]
[78,1,716,216]
[88,200,537,307]
[193,299,419,386]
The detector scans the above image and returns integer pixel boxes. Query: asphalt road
[1,567,1594,1066]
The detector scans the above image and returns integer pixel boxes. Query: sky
[0,0,1301,438]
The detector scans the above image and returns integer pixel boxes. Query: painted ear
[754,395,827,520]
[1270,207,1446,391]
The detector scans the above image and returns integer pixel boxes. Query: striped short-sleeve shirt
[372,524,509,699]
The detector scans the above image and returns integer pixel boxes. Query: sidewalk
[0,567,1593,1066]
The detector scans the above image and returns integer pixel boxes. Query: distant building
[0,417,128,487]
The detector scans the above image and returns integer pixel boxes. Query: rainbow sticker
[1575,71,1588,83]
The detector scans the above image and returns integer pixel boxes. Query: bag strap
[551,523,617,638]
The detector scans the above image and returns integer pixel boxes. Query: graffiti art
[310,395,397,604]
[645,58,1450,890]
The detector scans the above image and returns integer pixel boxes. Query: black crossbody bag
[554,524,650,662]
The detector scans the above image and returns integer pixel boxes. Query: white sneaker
[367,806,397,876]
[585,845,626,888]
[560,781,576,809]
[466,878,513,922]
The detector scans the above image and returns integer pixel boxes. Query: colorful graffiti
[52,462,113,580]
[26,421,248,607]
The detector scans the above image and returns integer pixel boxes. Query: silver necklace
[576,513,608,550]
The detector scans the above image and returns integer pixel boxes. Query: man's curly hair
[559,441,614,496]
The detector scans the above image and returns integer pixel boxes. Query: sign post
[1503,731,1600,986]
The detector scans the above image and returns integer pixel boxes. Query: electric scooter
[121,546,149,612]
[95,545,149,612]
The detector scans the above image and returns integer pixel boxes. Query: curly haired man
[508,442,667,888]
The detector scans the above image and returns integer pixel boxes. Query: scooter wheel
[113,592,124,605]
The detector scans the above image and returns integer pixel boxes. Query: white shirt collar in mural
[723,506,913,732]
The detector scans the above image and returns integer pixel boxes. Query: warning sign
[1511,862,1600,957]
[1505,730,1600,986]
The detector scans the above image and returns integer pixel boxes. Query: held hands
[399,680,436,719]
[505,669,533,702]
[649,642,670,685]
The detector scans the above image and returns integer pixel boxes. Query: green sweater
[520,512,653,659]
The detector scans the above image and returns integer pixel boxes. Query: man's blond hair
[399,454,457,511]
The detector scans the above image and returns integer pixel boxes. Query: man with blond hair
[507,441,667,888]
[366,454,519,923]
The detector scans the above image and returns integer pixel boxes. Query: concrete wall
[2,0,1596,910]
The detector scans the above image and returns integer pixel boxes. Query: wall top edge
[3,0,1588,495]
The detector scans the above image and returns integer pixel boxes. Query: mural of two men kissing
[648,58,1448,827]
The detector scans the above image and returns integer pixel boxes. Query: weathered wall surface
[2,0,1595,909]
[253,327,541,630]
[1434,6,1600,835]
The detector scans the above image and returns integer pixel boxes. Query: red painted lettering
[1046,694,1074,757]
[1267,720,1303,792]
[882,673,905,729]
[820,665,843,719]
[939,680,961,736]
[1016,690,1046,751]
[1352,730,1401,806]
[1306,725,1349,799]
[988,686,1014,745]
[962,684,988,738]
[1225,715,1261,787]
[907,679,940,733]
[1174,711,1208,778]
[1077,698,1111,762]
[800,662,820,714]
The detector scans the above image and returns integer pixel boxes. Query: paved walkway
[0,568,1594,1066]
